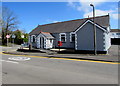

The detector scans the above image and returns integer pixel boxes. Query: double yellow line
[1,52,120,64]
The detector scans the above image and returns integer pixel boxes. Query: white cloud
[67,0,119,2]
[83,9,113,17]
[83,9,119,20]
[68,0,119,20]
[68,0,77,8]
[111,13,120,19]
[68,0,108,12]
[53,21,60,23]
[2,0,120,2]
[46,19,61,23]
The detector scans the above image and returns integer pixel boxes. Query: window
[60,33,66,42]
[112,33,115,35]
[116,33,120,35]
[71,34,75,42]
[70,32,75,42]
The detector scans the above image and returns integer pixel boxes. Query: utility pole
[90,4,97,55]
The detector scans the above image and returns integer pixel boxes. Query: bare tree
[2,7,19,45]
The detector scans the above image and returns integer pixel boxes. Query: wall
[104,27,111,51]
[46,39,53,49]
[52,32,75,49]
[76,22,105,51]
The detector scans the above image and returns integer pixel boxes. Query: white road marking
[0,60,19,64]
[8,57,31,61]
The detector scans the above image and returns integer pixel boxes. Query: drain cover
[8,57,31,61]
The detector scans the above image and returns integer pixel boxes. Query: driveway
[109,45,119,56]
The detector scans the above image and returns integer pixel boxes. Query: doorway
[40,37,44,49]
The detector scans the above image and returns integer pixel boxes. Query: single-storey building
[29,15,111,53]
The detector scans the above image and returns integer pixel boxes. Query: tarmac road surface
[2,54,118,84]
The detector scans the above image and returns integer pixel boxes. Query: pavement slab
[1,45,119,62]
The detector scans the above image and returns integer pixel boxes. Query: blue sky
[2,2,118,33]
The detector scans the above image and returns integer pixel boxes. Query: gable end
[74,20,107,33]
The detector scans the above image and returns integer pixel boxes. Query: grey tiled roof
[29,15,109,35]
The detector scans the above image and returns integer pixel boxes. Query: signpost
[6,35,10,47]
[12,34,16,47]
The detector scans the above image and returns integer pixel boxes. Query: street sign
[6,35,10,38]
[12,34,16,38]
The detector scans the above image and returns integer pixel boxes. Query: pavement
[2,45,119,62]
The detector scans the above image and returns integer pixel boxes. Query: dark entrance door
[40,37,44,49]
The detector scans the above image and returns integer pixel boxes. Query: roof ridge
[38,15,109,27]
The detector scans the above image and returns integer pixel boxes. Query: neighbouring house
[29,15,111,53]
[110,29,120,45]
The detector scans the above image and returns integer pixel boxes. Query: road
[1,53,118,84]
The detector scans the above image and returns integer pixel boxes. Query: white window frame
[59,33,66,42]
[70,32,75,42]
